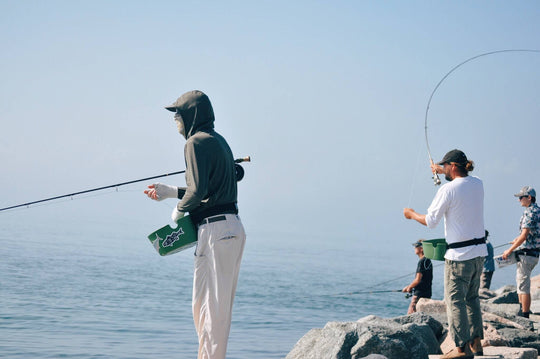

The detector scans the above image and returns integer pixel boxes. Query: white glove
[147,183,178,201]
[171,206,185,222]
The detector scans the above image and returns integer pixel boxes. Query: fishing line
[0,156,251,212]
[424,49,540,186]
[330,242,512,298]
[406,139,425,208]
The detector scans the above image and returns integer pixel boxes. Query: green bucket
[147,215,197,256]
[422,238,447,261]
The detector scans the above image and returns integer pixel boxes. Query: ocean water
[0,209,517,359]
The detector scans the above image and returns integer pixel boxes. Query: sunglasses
[519,196,529,200]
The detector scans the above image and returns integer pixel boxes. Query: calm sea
[0,208,517,359]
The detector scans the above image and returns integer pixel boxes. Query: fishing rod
[331,242,512,298]
[332,289,406,297]
[424,49,540,186]
[0,156,251,212]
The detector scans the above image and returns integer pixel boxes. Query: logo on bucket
[159,228,185,248]
[148,215,197,256]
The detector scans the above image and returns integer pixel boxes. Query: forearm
[503,229,530,259]
[176,187,206,212]
[404,273,423,292]
[508,230,529,252]
[404,208,427,226]
[412,213,427,226]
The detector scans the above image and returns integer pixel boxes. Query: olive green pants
[444,257,484,348]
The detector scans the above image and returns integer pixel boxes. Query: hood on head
[165,90,215,138]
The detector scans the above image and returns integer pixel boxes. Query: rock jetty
[286,275,540,359]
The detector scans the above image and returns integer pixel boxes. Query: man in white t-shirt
[404,149,487,359]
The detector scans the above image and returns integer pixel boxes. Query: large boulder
[483,346,539,359]
[481,303,521,318]
[391,312,446,342]
[478,288,497,300]
[286,315,442,359]
[487,287,519,304]
[496,327,540,351]
[415,298,448,325]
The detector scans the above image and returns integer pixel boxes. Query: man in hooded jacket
[144,90,246,359]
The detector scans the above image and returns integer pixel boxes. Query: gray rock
[483,346,539,359]
[479,288,497,300]
[510,316,537,332]
[414,298,448,327]
[285,323,357,359]
[495,285,517,295]
[487,289,519,304]
[357,355,388,359]
[481,303,521,318]
[350,323,430,359]
[403,323,442,355]
[497,327,540,351]
[286,316,441,359]
[391,312,445,342]
[480,305,536,332]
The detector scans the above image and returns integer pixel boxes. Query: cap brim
[164,105,177,112]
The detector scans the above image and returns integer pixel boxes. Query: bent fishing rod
[0,156,251,212]
[424,49,540,186]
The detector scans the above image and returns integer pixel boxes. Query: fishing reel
[235,164,245,181]
[429,157,441,186]
[235,156,251,182]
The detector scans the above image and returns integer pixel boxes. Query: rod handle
[235,156,251,163]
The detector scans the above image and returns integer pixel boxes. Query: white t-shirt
[425,176,488,261]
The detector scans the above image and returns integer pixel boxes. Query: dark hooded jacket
[171,91,238,222]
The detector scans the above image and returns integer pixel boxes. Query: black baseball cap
[437,149,468,166]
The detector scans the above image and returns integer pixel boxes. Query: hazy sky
[1,1,540,250]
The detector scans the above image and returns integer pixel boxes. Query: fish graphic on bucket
[148,215,197,256]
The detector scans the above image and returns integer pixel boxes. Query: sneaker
[440,346,474,359]
[469,337,483,356]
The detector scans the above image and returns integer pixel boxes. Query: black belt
[516,248,540,258]
[190,202,238,225]
[447,237,486,249]
[198,215,227,226]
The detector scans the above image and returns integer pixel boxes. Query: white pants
[193,214,246,359]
